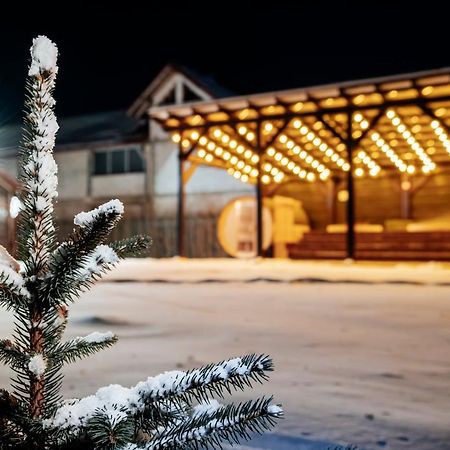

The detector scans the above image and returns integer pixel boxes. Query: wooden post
[327,177,339,225]
[255,122,263,257]
[177,145,185,257]
[400,175,412,219]
[346,111,355,259]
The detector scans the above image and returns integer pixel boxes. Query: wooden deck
[287,231,450,260]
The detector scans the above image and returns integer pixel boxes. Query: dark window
[111,150,126,174]
[129,148,144,172]
[94,147,145,175]
[94,152,108,175]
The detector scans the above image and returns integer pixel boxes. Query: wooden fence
[57,215,227,258]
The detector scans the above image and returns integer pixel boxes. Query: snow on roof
[0,110,146,155]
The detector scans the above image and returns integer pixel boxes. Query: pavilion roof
[149,68,450,185]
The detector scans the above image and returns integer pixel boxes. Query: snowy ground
[104,257,450,285]
[1,259,450,449]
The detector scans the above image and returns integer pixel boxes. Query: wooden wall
[271,170,450,230]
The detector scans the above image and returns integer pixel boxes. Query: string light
[266,146,318,181]
[275,132,331,179]
[370,132,408,172]
[386,110,435,173]
[430,119,450,155]
[292,119,348,171]
[188,131,261,185]
[353,114,381,175]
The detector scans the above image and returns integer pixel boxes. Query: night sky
[0,3,448,124]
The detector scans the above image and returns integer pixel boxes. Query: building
[150,68,450,260]
[0,65,252,257]
[2,66,450,260]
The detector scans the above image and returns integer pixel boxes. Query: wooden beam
[346,110,356,259]
[353,107,387,147]
[419,104,450,137]
[160,94,450,132]
[177,144,185,257]
[317,114,346,141]
[256,122,264,257]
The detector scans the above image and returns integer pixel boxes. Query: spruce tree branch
[41,207,123,306]
[138,354,273,408]
[0,339,28,368]
[131,397,283,450]
[0,286,28,312]
[111,235,152,258]
[50,334,118,366]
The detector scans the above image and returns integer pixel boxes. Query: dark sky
[0,3,448,124]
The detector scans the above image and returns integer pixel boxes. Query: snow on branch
[0,263,30,299]
[121,397,283,450]
[28,354,46,377]
[75,331,115,345]
[74,199,124,228]
[28,35,58,77]
[45,354,273,431]
[51,331,117,366]
[19,35,60,269]
[78,245,119,280]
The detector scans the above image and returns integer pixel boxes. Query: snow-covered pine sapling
[0,36,282,450]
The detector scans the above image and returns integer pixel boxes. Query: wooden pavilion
[149,68,450,260]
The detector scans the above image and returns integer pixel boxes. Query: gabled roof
[0,110,146,156]
[127,63,233,118]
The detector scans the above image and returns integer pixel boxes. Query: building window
[93,147,145,175]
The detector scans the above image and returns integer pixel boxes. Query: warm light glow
[429,118,450,155]
[370,130,407,172]
[264,122,274,132]
[337,190,349,202]
[171,133,181,143]
[401,180,412,191]
[292,119,347,172]
[386,110,435,173]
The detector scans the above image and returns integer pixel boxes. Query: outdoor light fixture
[430,119,450,155]
[370,131,408,173]
[292,119,347,172]
[386,110,436,173]
[275,133,331,179]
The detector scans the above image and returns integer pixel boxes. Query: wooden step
[288,231,450,260]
